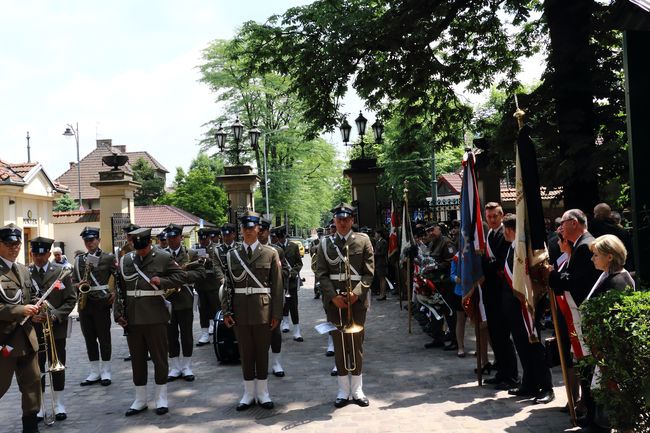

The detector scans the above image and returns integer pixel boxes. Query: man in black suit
[589,203,634,272]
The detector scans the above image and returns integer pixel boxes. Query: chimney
[96,139,113,148]
[69,162,76,169]
[113,145,126,153]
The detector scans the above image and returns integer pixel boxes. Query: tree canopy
[132,157,165,206]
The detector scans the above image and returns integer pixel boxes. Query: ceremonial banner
[399,201,415,262]
[388,200,398,258]
[513,125,549,342]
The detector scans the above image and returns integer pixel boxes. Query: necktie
[173,250,178,259]
[247,246,253,259]
[38,267,45,278]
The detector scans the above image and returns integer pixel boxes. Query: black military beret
[30,236,54,254]
[0,224,22,243]
[80,227,100,240]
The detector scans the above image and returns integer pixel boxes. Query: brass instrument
[163,287,181,298]
[338,245,364,372]
[39,301,65,426]
[77,259,93,311]
[182,256,207,270]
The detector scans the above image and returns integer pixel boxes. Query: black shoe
[424,340,444,349]
[36,415,43,423]
[167,374,181,382]
[236,401,254,411]
[123,355,132,361]
[293,336,304,342]
[183,374,195,382]
[155,406,169,415]
[314,294,320,299]
[483,377,500,385]
[330,368,338,377]
[443,344,459,351]
[533,389,555,404]
[55,412,67,421]
[273,370,285,377]
[125,406,148,416]
[334,398,349,408]
[259,401,274,409]
[80,378,100,386]
[100,378,111,386]
[495,380,520,391]
[326,350,335,357]
[474,362,493,375]
[508,387,536,397]
[353,396,370,407]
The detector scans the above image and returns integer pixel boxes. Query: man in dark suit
[0,224,42,433]
[275,228,304,341]
[29,237,76,421]
[589,203,634,271]
[115,228,187,416]
[74,227,117,387]
[223,212,283,411]
[316,203,375,408]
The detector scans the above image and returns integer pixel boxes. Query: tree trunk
[544,0,599,212]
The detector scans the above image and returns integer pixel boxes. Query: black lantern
[249,124,261,150]
[355,111,367,137]
[231,117,244,143]
[371,119,384,143]
[339,118,352,144]
[215,124,227,152]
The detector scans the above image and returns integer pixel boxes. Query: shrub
[580,287,650,432]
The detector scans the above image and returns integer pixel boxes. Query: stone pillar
[216,166,260,224]
[90,169,140,252]
[343,158,384,229]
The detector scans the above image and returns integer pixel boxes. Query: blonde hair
[590,234,627,272]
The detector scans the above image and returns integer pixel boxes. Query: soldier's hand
[150,276,161,286]
[270,318,279,330]
[107,292,116,305]
[332,295,348,309]
[224,315,235,328]
[117,317,128,328]
[31,312,46,323]
[348,292,359,305]
[22,304,40,317]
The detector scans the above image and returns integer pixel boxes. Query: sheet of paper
[314,322,338,334]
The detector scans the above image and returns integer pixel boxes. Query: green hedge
[580,288,650,432]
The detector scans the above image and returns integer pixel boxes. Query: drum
[213,310,240,363]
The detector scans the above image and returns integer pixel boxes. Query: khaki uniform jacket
[223,244,283,325]
[278,240,303,289]
[73,249,117,302]
[29,263,76,340]
[116,248,187,325]
[215,242,239,275]
[316,232,375,324]
[0,260,38,356]
[194,242,224,294]
[165,246,206,311]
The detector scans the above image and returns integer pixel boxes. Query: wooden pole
[474,289,483,386]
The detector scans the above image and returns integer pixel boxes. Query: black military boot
[22,414,39,433]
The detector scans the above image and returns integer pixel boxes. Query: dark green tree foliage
[132,157,165,206]
[158,154,228,226]
[53,193,78,212]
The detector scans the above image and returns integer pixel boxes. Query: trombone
[338,245,364,372]
[38,301,65,426]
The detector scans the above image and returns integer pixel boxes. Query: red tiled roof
[438,172,463,195]
[500,182,562,202]
[52,209,101,224]
[1,160,68,192]
[135,205,217,228]
[55,141,168,201]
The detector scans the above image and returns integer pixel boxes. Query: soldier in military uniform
[275,228,304,341]
[259,219,288,377]
[163,224,205,381]
[115,228,187,416]
[194,228,224,346]
[74,227,117,387]
[0,224,42,433]
[316,204,374,408]
[309,228,325,299]
[118,224,140,258]
[29,237,76,421]
[223,212,283,411]
[156,232,168,250]
[215,223,238,273]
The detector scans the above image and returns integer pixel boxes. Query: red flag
[53,280,63,290]
[388,201,398,258]
[1,344,13,358]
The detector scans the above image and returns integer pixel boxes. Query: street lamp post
[63,123,82,210]
[248,125,288,219]
[339,111,383,159]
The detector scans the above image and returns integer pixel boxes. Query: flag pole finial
[513,94,525,130]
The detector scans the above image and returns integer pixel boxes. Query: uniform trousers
[270,323,282,354]
[483,284,518,382]
[330,305,366,376]
[197,289,220,329]
[235,324,271,380]
[168,308,194,358]
[35,324,67,391]
[127,323,169,386]
[0,349,41,416]
[79,298,112,361]
[282,284,300,324]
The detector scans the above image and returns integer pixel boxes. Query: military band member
[118,224,140,258]
[0,224,42,433]
[215,223,239,275]
[163,223,205,381]
[75,227,117,387]
[309,228,325,300]
[316,203,374,408]
[275,228,304,341]
[195,228,224,346]
[156,231,168,250]
[29,237,76,421]
[115,228,187,416]
[260,220,288,377]
[223,212,283,411]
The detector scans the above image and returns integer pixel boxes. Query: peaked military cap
[331,203,354,219]
[208,228,220,238]
[240,211,261,228]
[164,223,183,237]
[197,228,211,239]
[123,223,141,233]
[259,217,272,230]
[156,231,168,240]
[221,223,236,235]
[30,236,54,254]
[274,226,287,237]
[130,228,152,249]
[80,227,100,240]
[316,227,324,234]
[0,224,22,242]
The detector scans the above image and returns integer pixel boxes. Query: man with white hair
[52,247,72,271]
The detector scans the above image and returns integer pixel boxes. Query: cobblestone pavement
[1,255,578,433]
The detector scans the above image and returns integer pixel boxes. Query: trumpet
[338,245,364,372]
[39,302,65,426]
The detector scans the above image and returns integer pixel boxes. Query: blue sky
[0,0,315,182]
